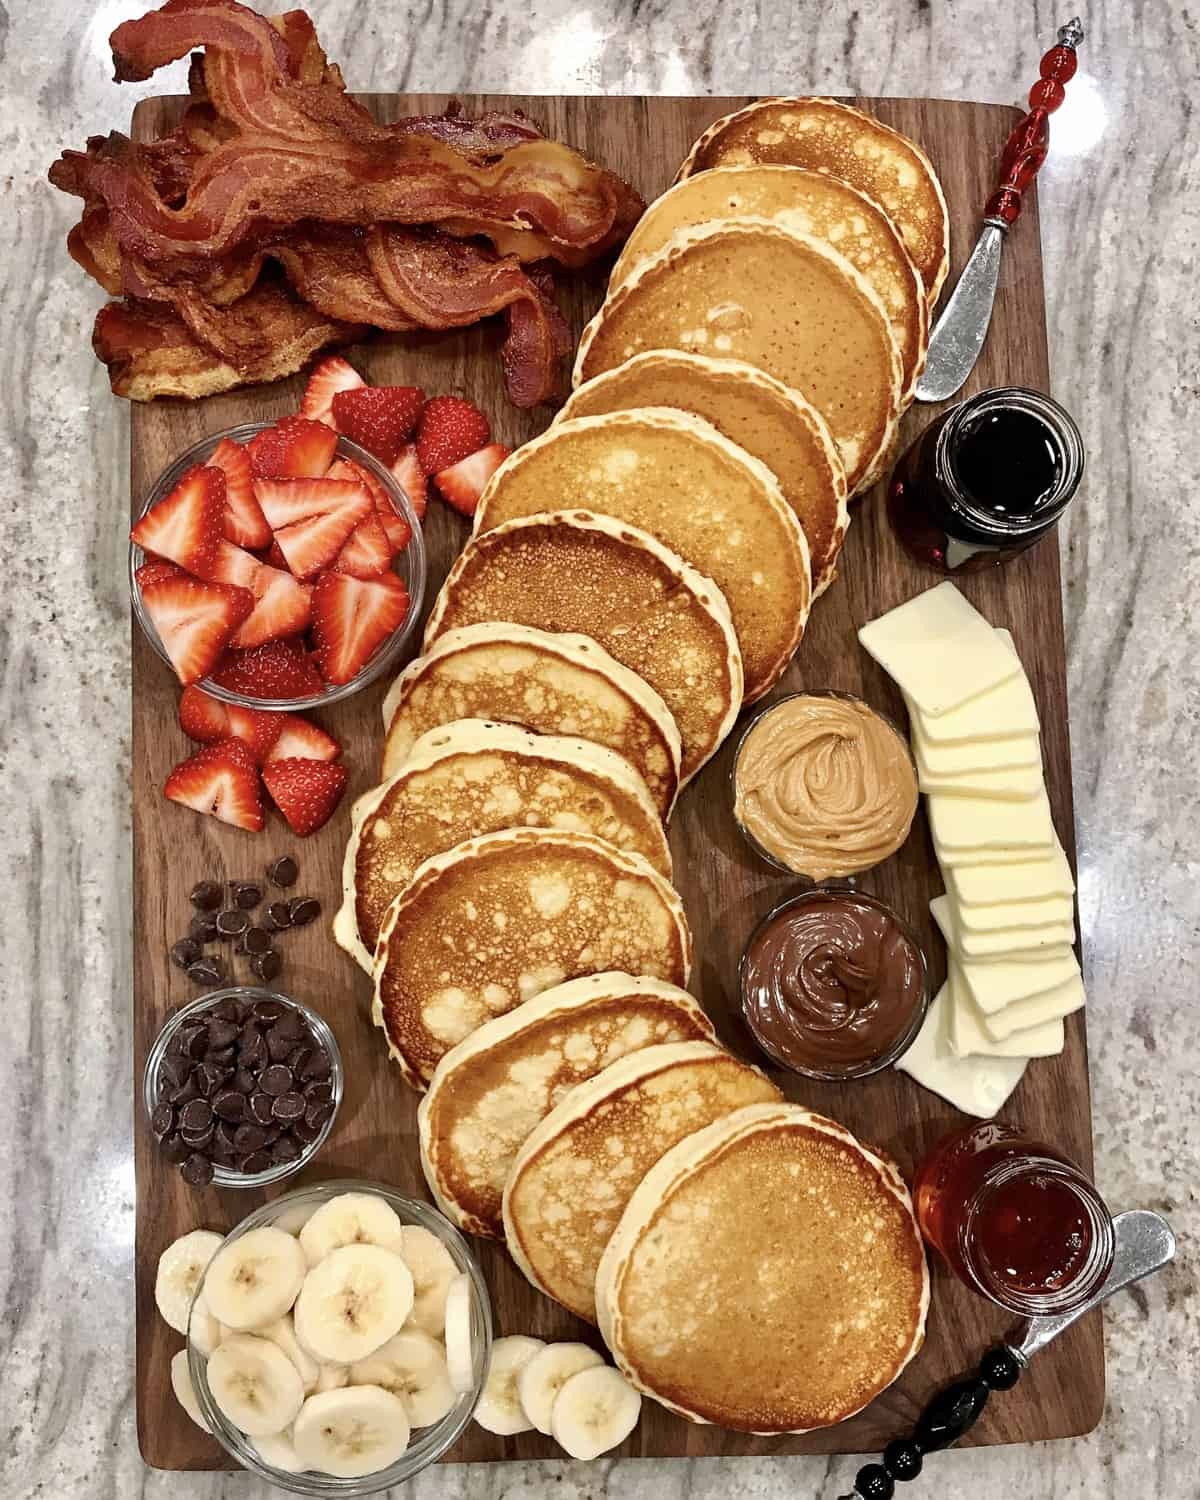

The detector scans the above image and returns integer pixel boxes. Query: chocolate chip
[233,882,263,910]
[286,1045,312,1079]
[253,999,285,1024]
[195,1062,226,1097]
[212,996,244,1023]
[189,912,219,943]
[169,1074,200,1107]
[180,1098,213,1132]
[301,1049,331,1082]
[252,950,282,982]
[205,1018,237,1049]
[240,1150,273,1175]
[271,1135,301,1164]
[305,1080,334,1105]
[305,1100,335,1132]
[241,927,272,957]
[268,855,298,888]
[233,1123,268,1154]
[182,1153,214,1187]
[215,908,250,939]
[288,897,320,927]
[181,1122,214,1150]
[261,1064,293,1097]
[207,1046,236,1070]
[264,901,292,932]
[187,959,223,987]
[170,938,201,971]
[272,1091,306,1122]
[184,1023,210,1060]
[248,1092,275,1126]
[232,1066,256,1094]
[211,1140,237,1169]
[159,1056,192,1090]
[240,1026,267,1071]
[190,881,223,911]
[276,1008,304,1040]
[213,1089,247,1123]
[265,1030,293,1065]
[151,1103,175,1138]
[260,1123,283,1145]
[162,1132,190,1162]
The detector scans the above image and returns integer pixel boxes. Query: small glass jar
[188,1180,493,1495]
[887,386,1084,573]
[913,1120,1115,1315]
[143,988,343,1190]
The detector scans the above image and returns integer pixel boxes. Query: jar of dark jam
[888,386,1084,573]
[913,1120,1114,1315]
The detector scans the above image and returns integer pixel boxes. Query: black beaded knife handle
[839,1210,1175,1499]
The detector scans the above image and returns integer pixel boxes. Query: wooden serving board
[131,94,1102,1469]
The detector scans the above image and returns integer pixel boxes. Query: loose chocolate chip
[189,912,219,943]
[170,938,201,971]
[271,1135,302,1164]
[242,926,272,956]
[261,1064,293,1097]
[240,1150,274,1175]
[264,902,292,932]
[232,1066,256,1094]
[187,959,224,987]
[162,1132,190,1163]
[181,1153,214,1187]
[268,855,298,888]
[249,1091,275,1126]
[301,1050,332,1083]
[272,1091,306,1122]
[305,1080,334,1105]
[213,1089,247,1123]
[190,880,223,911]
[252,950,282,982]
[233,882,263,910]
[180,1098,213,1132]
[253,999,285,1023]
[305,1100,335,1132]
[233,1123,268,1154]
[215,908,250,939]
[288,897,321,927]
[151,1103,175,1138]
[169,1075,201,1107]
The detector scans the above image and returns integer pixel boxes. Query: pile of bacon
[49,0,644,406]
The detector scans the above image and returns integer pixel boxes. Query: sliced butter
[945,965,1065,1060]
[908,630,1040,744]
[927,787,1056,855]
[897,987,1026,1118]
[954,891,1075,933]
[916,756,1045,801]
[913,723,1041,776]
[931,894,1075,960]
[858,582,1021,717]
[981,972,1086,1041]
[958,949,1081,1016]
[947,847,1075,907]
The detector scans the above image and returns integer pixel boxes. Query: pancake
[595,1103,929,1432]
[608,166,927,402]
[573,219,903,495]
[422,510,743,783]
[502,1042,780,1322]
[678,97,950,306]
[558,353,848,597]
[418,972,717,1237]
[473,409,810,701]
[380,624,681,819]
[372,828,692,1089]
[336,719,672,973]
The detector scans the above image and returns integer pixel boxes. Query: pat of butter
[908,631,1040,745]
[935,839,1050,868]
[945,964,1065,1059]
[897,988,1027,1118]
[958,948,1081,1015]
[858,582,1021,717]
[947,847,1075,907]
[931,894,1075,959]
[928,787,1057,854]
[954,890,1075,933]
[917,756,1045,801]
[913,724,1041,776]
[982,972,1086,1041]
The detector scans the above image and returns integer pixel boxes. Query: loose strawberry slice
[264,714,341,763]
[135,560,183,589]
[331,385,425,466]
[262,756,348,837]
[415,395,490,475]
[247,416,338,480]
[390,444,427,522]
[225,703,285,763]
[164,738,264,832]
[300,355,364,425]
[311,571,411,685]
[209,437,270,548]
[330,457,412,554]
[179,683,231,742]
[231,566,312,649]
[332,509,392,578]
[130,464,225,575]
[211,638,324,701]
[140,575,254,686]
[434,442,511,517]
[254,477,366,531]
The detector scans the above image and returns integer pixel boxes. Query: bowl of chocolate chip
[144,988,343,1190]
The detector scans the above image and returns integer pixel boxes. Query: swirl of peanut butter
[733,694,918,880]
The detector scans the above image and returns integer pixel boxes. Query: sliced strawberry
[179,683,230,743]
[434,442,511,517]
[265,540,289,570]
[390,444,428,522]
[330,457,412,554]
[275,501,373,580]
[300,355,364,425]
[262,757,348,837]
[311,571,411,685]
[254,477,366,530]
[332,509,392,578]
[135,560,183,589]
[225,703,284,763]
[201,537,262,590]
[209,437,270,549]
[231,566,312,649]
[211,638,324,701]
[264,714,341,763]
[415,395,490,475]
[247,416,338,480]
[140,575,254,686]
[130,464,225,575]
[164,738,264,832]
[331,385,424,466]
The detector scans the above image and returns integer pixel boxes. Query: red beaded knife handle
[985,16,1084,227]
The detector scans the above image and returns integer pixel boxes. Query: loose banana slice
[294,1244,414,1364]
[204,1227,308,1331]
[399,1225,458,1337]
[474,1335,545,1435]
[317,1363,350,1392]
[350,1328,456,1429]
[443,1273,475,1394]
[252,1429,306,1474]
[260,1315,320,1393]
[170,1348,210,1432]
[517,1342,605,1436]
[292,1386,411,1478]
[206,1333,306,1437]
[551,1365,641,1460]
[155,1230,223,1335]
[299,1193,405,1268]
[273,1202,318,1237]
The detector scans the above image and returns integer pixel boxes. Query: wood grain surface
[130,93,1102,1470]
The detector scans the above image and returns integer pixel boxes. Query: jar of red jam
[913,1121,1114,1315]
[888,386,1084,573]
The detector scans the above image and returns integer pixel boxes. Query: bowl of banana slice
[181,1181,493,1492]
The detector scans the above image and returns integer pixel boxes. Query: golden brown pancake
[418,972,717,1237]
[677,97,950,306]
[558,352,848,597]
[595,1103,930,1432]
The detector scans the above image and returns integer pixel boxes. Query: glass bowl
[143,987,343,1190]
[188,1180,494,1494]
[130,422,427,711]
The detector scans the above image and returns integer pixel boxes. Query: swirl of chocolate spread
[740,889,927,1076]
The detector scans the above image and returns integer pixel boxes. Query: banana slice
[474,1335,545,1435]
[317,1363,350,1392]
[170,1349,210,1432]
[517,1342,605,1436]
[299,1193,405,1268]
[292,1386,411,1478]
[252,1429,306,1474]
[155,1230,223,1335]
[399,1225,458,1337]
[551,1365,641,1460]
[204,1227,308,1331]
[350,1329,456,1429]
[206,1333,306,1437]
[443,1273,475,1394]
[273,1202,318,1237]
[260,1315,320,1393]
[293,1244,414,1364]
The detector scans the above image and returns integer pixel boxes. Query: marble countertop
[2,0,1196,1495]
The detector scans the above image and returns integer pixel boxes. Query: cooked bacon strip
[68,205,123,294]
[110,0,292,84]
[265,226,419,330]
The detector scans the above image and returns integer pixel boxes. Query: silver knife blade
[914,223,1007,403]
